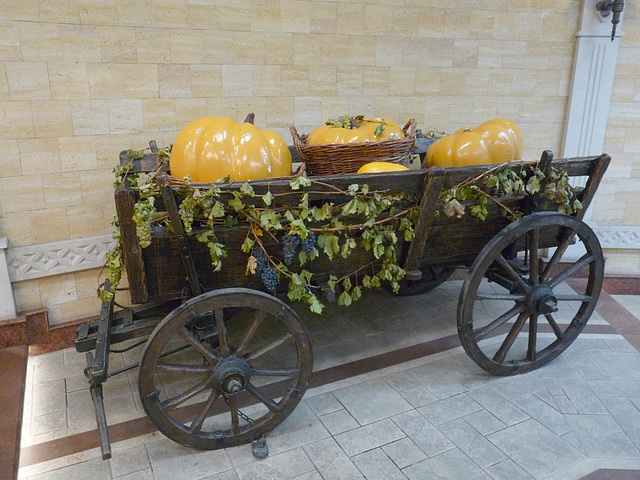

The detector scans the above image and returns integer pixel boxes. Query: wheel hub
[525,284,558,315]
[212,356,251,395]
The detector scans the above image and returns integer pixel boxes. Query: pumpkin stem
[349,118,359,129]
[244,113,255,124]
[463,128,472,133]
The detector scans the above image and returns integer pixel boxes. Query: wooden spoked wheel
[138,288,313,449]
[458,212,604,376]
[396,266,456,296]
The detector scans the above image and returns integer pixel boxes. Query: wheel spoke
[529,229,540,286]
[476,293,526,302]
[236,310,267,357]
[189,389,220,433]
[475,305,524,341]
[547,253,595,288]
[227,394,241,434]
[495,255,531,293]
[540,228,577,282]
[554,294,592,302]
[245,333,293,362]
[251,367,299,378]
[245,382,281,413]
[161,377,212,409]
[155,362,210,374]
[527,314,538,361]
[215,308,229,357]
[545,313,567,341]
[178,326,219,364]
[493,311,529,364]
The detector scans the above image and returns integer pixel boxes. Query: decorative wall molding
[593,226,640,250]
[6,234,115,282]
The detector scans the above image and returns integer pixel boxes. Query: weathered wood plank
[157,173,203,296]
[575,154,611,220]
[403,166,444,273]
[114,182,147,304]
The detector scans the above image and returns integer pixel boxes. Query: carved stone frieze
[6,235,116,282]
[594,227,640,250]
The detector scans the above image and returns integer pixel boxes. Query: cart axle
[526,285,558,315]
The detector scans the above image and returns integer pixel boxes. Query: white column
[562,0,624,161]
[562,0,624,230]
[0,237,17,320]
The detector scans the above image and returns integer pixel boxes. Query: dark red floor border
[581,469,640,480]
[0,346,28,480]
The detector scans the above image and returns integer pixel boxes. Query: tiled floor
[17,279,640,480]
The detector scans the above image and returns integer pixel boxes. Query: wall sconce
[596,0,625,41]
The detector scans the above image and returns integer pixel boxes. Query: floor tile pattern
[18,280,640,479]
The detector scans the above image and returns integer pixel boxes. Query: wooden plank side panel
[123,154,607,300]
[142,228,410,300]
[420,196,574,268]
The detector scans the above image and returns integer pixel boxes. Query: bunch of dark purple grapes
[251,245,279,292]
[281,231,317,266]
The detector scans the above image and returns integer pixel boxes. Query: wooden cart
[75,147,610,459]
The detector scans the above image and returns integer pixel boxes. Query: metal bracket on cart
[251,435,269,458]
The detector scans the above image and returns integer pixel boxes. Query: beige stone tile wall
[0,0,637,324]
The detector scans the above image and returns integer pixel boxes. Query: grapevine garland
[438,160,583,221]
[100,150,583,313]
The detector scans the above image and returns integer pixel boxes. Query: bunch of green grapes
[133,198,154,248]
[106,247,122,294]
[325,114,364,129]
[179,195,196,234]
[98,225,123,302]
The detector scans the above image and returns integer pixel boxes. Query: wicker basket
[290,119,417,176]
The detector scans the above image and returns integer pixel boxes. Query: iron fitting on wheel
[212,357,251,395]
[526,285,558,315]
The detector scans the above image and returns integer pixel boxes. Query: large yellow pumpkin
[306,116,405,145]
[426,119,523,168]
[170,114,292,182]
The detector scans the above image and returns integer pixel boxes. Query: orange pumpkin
[426,119,523,168]
[170,114,292,182]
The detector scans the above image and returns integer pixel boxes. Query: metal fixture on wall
[596,0,625,41]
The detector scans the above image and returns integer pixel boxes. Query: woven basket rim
[289,118,417,175]
[291,118,416,150]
